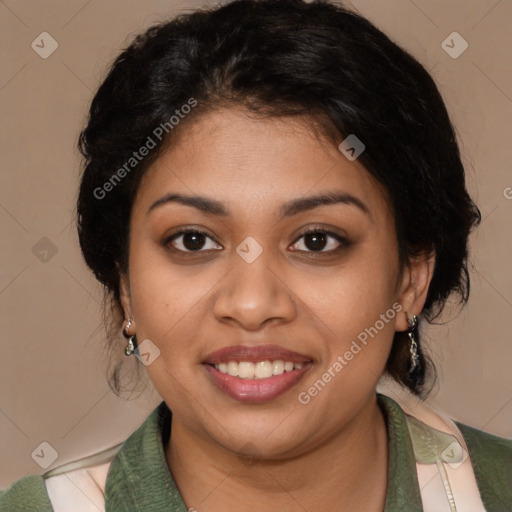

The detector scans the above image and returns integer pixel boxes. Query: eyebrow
[147,190,370,219]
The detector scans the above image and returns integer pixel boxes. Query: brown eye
[165,229,222,252]
[290,229,350,254]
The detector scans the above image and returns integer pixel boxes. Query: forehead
[134,107,392,224]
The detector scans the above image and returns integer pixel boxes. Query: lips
[203,344,311,365]
[202,344,313,403]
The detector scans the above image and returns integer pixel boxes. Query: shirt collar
[104,393,423,511]
[378,393,423,510]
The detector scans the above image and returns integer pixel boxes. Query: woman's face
[120,107,427,458]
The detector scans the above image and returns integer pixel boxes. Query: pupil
[305,232,326,251]
[181,232,328,252]
[184,232,205,251]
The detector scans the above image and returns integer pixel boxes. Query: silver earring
[123,319,137,356]
[123,319,132,337]
[407,314,419,374]
[125,335,137,356]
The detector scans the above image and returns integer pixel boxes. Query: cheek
[128,248,181,336]
[128,245,220,366]
[312,249,399,338]
[127,255,209,413]
[301,245,400,396]
[297,275,398,415]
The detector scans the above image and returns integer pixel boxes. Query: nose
[212,245,297,331]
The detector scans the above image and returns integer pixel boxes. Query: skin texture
[119,107,435,511]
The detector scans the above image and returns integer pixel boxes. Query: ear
[395,250,436,332]
[117,262,134,321]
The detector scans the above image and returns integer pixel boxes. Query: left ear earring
[407,313,419,374]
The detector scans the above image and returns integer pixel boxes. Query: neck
[165,393,388,512]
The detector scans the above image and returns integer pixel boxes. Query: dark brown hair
[76,0,481,398]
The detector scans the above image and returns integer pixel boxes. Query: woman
[2,0,511,510]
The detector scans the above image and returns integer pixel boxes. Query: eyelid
[292,225,349,242]
[163,227,221,252]
[290,226,351,253]
[163,225,351,255]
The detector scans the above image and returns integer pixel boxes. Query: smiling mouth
[201,344,313,402]
[208,360,307,379]
[203,360,313,403]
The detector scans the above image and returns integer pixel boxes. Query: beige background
[1,0,511,487]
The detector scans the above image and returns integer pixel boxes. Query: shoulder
[0,444,121,512]
[456,420,512,506]
[0,474,54,512]
[378,389,512,508]
[457,420,512,461]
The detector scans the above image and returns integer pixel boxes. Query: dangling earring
[122,319,137,356]
[407,313,419,374]
[125,335,137,356]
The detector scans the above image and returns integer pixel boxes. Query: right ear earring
[122,319,137,356]
[125,335,138,356]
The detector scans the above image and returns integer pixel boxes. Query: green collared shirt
[2,394,511,511]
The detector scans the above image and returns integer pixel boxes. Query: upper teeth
[214,360,303,379]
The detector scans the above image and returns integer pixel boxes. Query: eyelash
[163,227,351,257]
